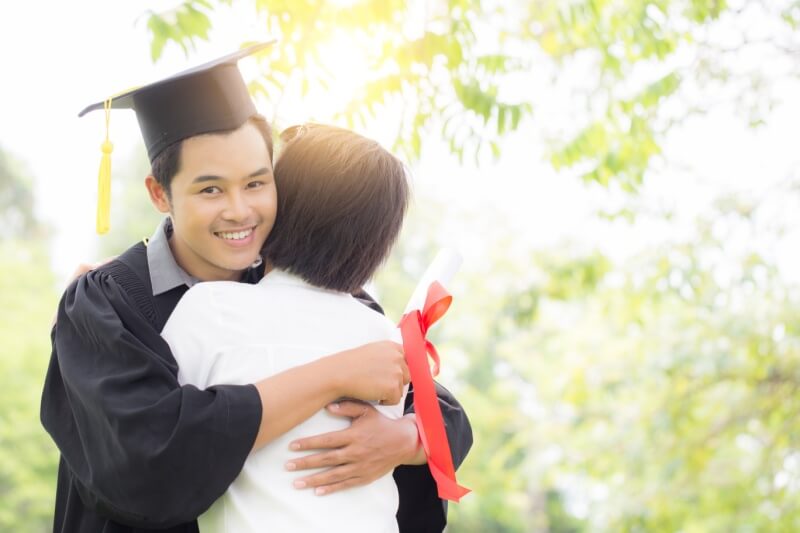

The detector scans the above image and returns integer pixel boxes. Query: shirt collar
[260,269,308,287]
[146,217,266,296]
[146,217,200,296]
[259,269,345,297]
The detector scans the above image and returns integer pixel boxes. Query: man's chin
[208,235,266,272]
[217,256,262,274]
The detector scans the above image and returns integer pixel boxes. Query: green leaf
[147,15,170,62]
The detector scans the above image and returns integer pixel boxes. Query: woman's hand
[52,257,116,328]
[330,341,410,405]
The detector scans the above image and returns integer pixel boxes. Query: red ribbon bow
[399,281,470,502]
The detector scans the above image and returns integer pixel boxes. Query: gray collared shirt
[146,218,201,296]
[146,217,264,296]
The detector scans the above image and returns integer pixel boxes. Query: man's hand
[285,401,425,496]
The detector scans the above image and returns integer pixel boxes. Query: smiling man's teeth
[218,229,253,240]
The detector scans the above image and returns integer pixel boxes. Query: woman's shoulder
[183,280,254,303]
[170,280,255,325]
[342,294,400,340]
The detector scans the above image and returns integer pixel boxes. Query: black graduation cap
[80,40,275,161]
[80,40,275,234]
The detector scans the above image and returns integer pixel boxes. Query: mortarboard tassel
[96,98,113,234]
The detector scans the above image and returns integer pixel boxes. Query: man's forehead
[179,128,271,173]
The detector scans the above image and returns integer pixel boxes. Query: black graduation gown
[41,242,472,533]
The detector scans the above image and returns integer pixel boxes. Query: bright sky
[2,1,798,286]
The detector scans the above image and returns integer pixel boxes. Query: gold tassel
[96,98,113,234]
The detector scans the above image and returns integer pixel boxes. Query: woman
[162,124,410,532]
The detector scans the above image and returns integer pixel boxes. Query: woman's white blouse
[162,269,404,533]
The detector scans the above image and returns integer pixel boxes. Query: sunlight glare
[305,32,371,119]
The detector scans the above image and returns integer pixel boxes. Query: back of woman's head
[262,124,410,293]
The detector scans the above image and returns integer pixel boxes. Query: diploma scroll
[404,248,462,315]
[398,248,470,502]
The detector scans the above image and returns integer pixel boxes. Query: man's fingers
[311,476,365,496]
[293,464,357,490]
[286,450,344,471]
[290,428,350,452]
[326,400,373,419]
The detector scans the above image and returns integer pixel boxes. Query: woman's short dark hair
[150,114,274,197]
[262,124,410,293]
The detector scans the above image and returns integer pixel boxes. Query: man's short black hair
[262,124,410,294]
[150,114,274,197]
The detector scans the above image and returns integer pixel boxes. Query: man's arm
[41,270,262,528]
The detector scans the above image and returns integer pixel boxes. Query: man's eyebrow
[191,167,271,185]
[191,175,222,184]
[248,167,271,178]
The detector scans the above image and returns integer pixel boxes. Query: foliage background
[2,0,799,531]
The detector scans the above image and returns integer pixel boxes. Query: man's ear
[145,175,171,214]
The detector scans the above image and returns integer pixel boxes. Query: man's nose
[222,191,252,221]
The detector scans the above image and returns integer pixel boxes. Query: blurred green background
[2,0,799,531]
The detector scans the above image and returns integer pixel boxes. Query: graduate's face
[147,121,276,281]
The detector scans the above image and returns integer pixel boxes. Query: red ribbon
[399,281,470,502]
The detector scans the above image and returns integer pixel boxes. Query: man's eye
[200,186,222,194]
[247,181,265,189]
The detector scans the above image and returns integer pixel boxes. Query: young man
[40,43,471,533]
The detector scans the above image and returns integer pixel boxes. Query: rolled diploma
[403,248,463,314]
